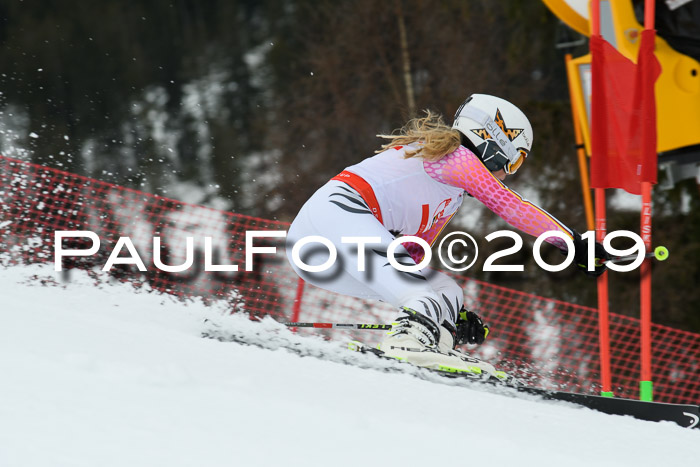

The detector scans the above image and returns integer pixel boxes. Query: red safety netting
[0,155,296,320]
[1,154,698,405]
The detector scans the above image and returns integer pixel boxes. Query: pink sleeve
[422,146,573,250]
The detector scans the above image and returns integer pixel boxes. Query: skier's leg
[423,269,464,328]
[286,180,448,324]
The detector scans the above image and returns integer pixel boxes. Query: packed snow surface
[0,264,696,467]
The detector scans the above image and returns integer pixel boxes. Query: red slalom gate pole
[639,0,656,403]
[591,0,613,398]
[596,188,613,398]
[640,182,653,401]
[289,278,306,332]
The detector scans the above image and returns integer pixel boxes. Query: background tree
[0,0,697,332]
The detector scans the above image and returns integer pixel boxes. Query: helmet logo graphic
[470,109,524,143]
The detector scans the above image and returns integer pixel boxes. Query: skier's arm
[423,146,573,250]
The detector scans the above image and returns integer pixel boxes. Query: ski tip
[348,340,364,352]
[491,371,524,388]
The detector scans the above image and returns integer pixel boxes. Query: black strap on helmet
[460,133,508,172]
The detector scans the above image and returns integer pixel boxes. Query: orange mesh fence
[0,155,297,320]
[1,154,698,404]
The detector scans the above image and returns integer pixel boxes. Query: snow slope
[0,265,697,467]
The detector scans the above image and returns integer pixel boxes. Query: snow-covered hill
[0,265,696,467]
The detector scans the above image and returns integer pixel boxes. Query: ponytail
[376,110,462,161]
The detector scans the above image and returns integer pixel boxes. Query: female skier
[286,94,607,373]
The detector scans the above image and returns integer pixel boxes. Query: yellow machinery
[544,0,700,188]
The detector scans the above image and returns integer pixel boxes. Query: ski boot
[379,307,496,378]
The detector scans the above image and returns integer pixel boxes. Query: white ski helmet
[452,94,533,174]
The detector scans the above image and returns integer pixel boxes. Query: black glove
[455,308,490,345]
[571,230,610,277]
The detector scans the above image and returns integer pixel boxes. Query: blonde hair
[376,110,462,161]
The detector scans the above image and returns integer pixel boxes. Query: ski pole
[601,245,669,265]
[285,322,392,330]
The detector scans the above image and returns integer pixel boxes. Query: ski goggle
[507,148,528,174]
[454,106,527,174]
[475,141,528,175]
